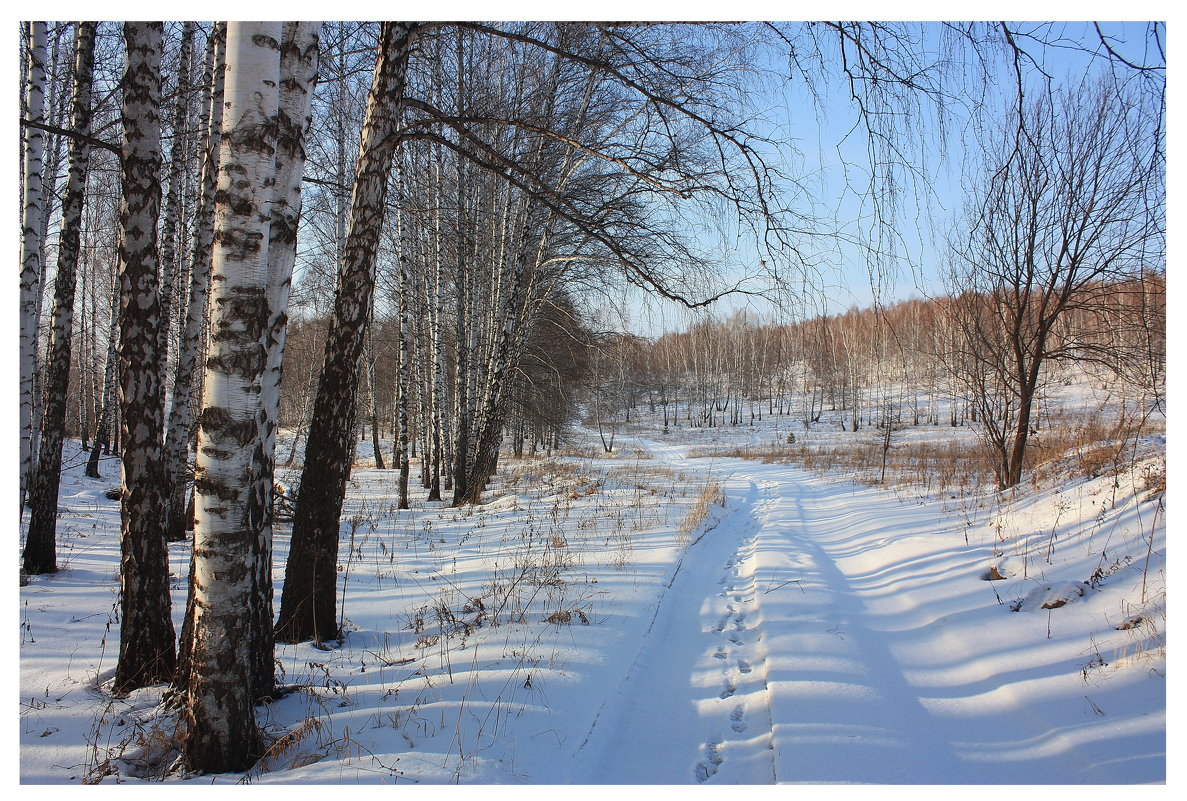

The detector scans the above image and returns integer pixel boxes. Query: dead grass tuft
[678,479,726,542]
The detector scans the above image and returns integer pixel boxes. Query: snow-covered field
[18,389,1166,785]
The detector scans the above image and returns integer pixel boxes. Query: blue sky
[608,19,1166,338]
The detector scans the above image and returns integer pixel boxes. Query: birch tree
[23,21,96,576]
[155,22,195,394]
[27,24,75,485]
[183,21,282,772]
[251,19,321,695]
[164,23,225,542]
[277,22,422,645]
[85,279,119,478]
[113,21,176,693]
[19,21,48,514]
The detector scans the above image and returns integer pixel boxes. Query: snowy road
[566,440,1163,784]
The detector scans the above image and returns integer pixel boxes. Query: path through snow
[567,438,1163,784]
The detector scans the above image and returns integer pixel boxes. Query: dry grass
[678,479,726,542]
[690,411,1164,497]
[253,717,327,774]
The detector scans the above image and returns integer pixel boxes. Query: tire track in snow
[745,469,973,783]
[584,438,1134,784]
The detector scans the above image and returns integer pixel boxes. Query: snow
[17,390,1166,785]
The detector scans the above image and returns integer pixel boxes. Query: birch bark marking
[114,21,176,693]
[277,22,420,644]
[23,22,96,576]
[29,26,70,477]
[251,20,321,696]
[396,199,411,509]
[165,23,225,543]
[184,21,281,773]
[172,23,225,700]
[19,21,48,513]
[156,22,195,393]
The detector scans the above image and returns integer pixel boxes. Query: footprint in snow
[737,659,752,674]
[714,645,727,659]
[720,678,737,699]
[730,704,747,733]
[694,737,725,783]
[729,631,742,645]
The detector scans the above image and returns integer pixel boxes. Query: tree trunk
[171,21,226,701]
[1005,345,1045,489]
[164,23,224,543]
[23,21,96,576]
[397,255,411,509]
[277,23,420,645]
[183,21,283,773]
[113,21,176,694]
[365,343,385,469]
[156,22,194,396]
[85,279,120,478]
[28,26,70,493]
[20,21,48,513]
[250,20,321,698]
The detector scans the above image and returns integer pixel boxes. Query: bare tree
[947,77,1163,488]
[252,19,322,696]
[164,22,225,542]
[155,22,195,393]
[276,22,422,645]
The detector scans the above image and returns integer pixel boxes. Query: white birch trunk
[113,20,176,693]
[156,21,195,396]
[29,25,71,478]
[22,21,96,575]
[19,21,48,513]
[85,279,120,478]
[251,20,320,694]
[164,23,224,542]
[184,21,282,773]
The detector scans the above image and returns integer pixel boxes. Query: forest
[18,21,1164,784]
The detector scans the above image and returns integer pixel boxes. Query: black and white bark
[252,20,321,694]
[277,22,421,644]
[113,21,176,694]
[28,25,72,481]
[395,215,411,508]
[183,21,282,773]
[156,21,195,395]
[164,22,225,543]
[85,278,120,478]
[23,21,96,576]
[19,21,48,513]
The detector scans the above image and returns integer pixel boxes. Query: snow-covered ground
[18,390,1166,784]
